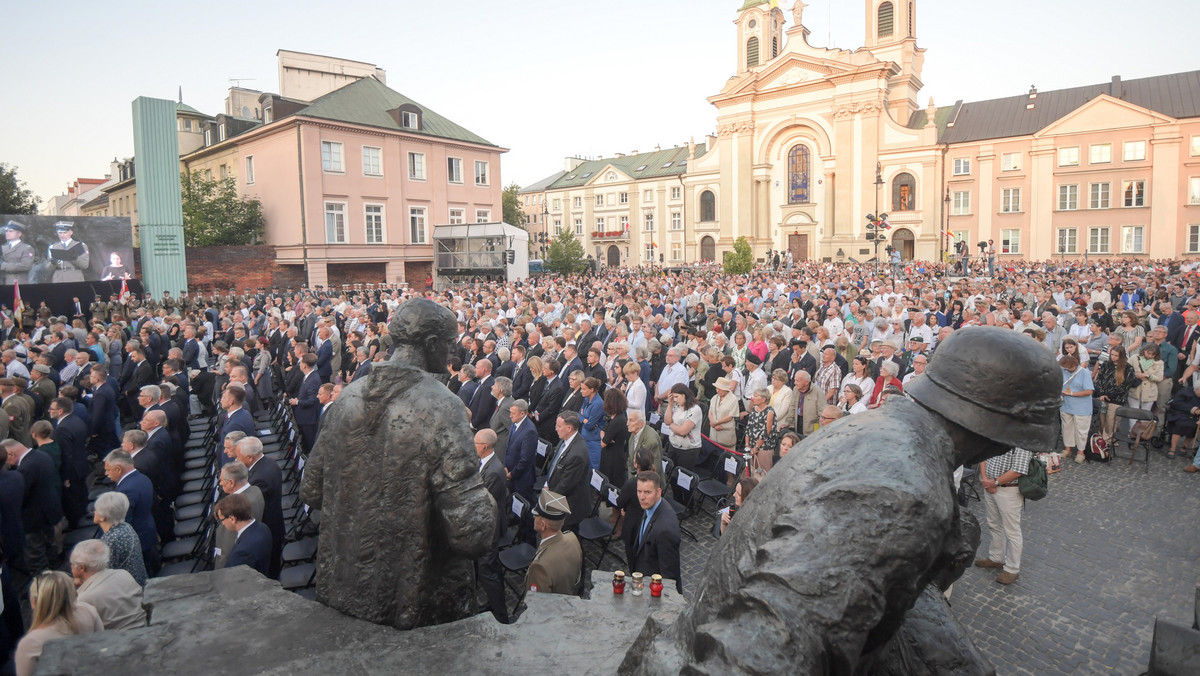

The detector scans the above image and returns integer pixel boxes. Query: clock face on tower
[748,18,757,28]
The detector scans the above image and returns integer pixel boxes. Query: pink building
[183,76,506,287]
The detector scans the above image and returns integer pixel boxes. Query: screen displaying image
[0,215,134,285]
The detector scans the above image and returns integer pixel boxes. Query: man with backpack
[975,446,1035,585]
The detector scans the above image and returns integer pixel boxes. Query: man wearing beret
[742,351,768,410]
[525,488,582,595]
[1,221,35,286]
[49,221,90,283]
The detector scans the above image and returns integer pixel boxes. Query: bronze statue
[300,298,496,629]
[624,327,1061,674]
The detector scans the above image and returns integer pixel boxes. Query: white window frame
[1121,225,1145,254]
[324,201,347,244]
[1001,152,1021,172]
[951,190,970,216]
[476,209,491,223]
[1189,177,1200,206]
[409,206,428,244]
[644,212,655,231]
[595,195,604,207]
[1123,140,1147,162]
[643,189,653,203]
[645,243,654,261]
[952,158,971,175]
[574,218,583,236]
[474,160,489,186]
[670,186,681,200]
[1089,143,1112,164]
[1001,187,1021,213]
[408,152,425,180]
[447,157,463,183]
[1123,180,1146,207]
[671,212,682,230]
[573,196,582,208]
[552,198,561,211]
[321,141,344,173]
[364,204,385,244]
[595,217,605,232]
[245,156,255,184]
[1000,229,1021,255]
[1088,227,1110,255]
[1191,136,1200,157]
[1189,224,1200,254]
[554,219,562,235]
[671,242,683,261]
[1090,182,1111,209]
[448,208,465,225]
[1058,184,1079,211]
[400,111,419,130]
[619,192,628,204]
[1056,227,1078,255]
[619,215,629,231]
[362,146,382,177]
[1058,147,1080,167]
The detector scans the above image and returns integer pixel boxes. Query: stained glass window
[788,145,810,204]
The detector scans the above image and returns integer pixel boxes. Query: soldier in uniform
[524,487,583,595]
[1,220,35,285]
[178,291,192,316]
[143,292,158,314]
[106,294,121,323]
[90,295,108,324]
[161,291,175,316]
[49,221,90,282]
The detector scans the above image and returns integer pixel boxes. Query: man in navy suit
[505,400,538,503]
[87,366,120,456]
[533,360,564,442]
[630,470,682,592]
[141,409,179,504]
[455,363,479,407]
[557,345,584,389]
[216,493,273,577]
[289,353,321,453]
[181,325,201,371]
[315,327,334,384]
[510,345,533,401]
[468,359,497,432]
[122,429,172,543]
[104,449,160,575]
[544,412,591,532]
[474,428,509,623]
[5,440,62,574]
[237,436,284,579]
[0,466,24,567]
[122,348,155,421]
[48,396,90,525]
[217,385,256,466]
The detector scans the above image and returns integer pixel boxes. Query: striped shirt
[983,447,1034,481]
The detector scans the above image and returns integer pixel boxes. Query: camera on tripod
[977,241,988,252]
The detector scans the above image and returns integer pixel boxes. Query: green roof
[545,144,707,190]
[739,0,770,10]
[905,103,959,137]
[296,77,497,147]
[519,171,567,194]
[176,101,208,117]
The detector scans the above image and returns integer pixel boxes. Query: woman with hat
[708,376,740,450]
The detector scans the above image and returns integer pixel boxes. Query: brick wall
[134,245,307,293]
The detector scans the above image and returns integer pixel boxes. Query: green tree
[502,183,527,228]
[723,236,754,274]
[544,229,587,275]
[180,170,264,246]
[0,163,40,215]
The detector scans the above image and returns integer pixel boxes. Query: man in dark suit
[315,328,334,384]
[574,319,597,360]
[289,353,321,453]
[121,428,172,542]
[87,366,120,456]
[215,493,273,577]
[217,385,256,466]
[557,346,583,387]
[544,412,591,532]
[48,396,90,526]
[141,410,179,504]
[104,449,159,574]
[181,325,201,371]
[474,428,509,623]
[5,440,62,574]
[630,470,682,592]
[468,359,497,432]
[213,462,264,570]
[0,465,25,572]
[505,400,538,502]
[122,348,155,419]
[532,360,564,442]
[510,345,533,401]
[237,436,285,579]
[455,363,479,407]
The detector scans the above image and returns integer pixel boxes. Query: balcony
[590,229,630,241]
[435,251,506,269]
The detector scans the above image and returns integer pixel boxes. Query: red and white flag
[12,281,22,327]
[119,278,131,304]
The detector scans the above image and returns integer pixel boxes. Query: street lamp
[865,163,886,275]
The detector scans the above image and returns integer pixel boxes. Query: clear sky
[3,0,1197,205]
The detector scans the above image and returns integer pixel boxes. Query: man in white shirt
[823,307,845,340]
[743,353,769,409]
[655,347,689,413]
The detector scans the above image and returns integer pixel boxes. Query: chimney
[1110,75,1123,99]
[564,157,584,172]
[1026,85,1037,110]
[654,144,661,152]
[615,153,624,158]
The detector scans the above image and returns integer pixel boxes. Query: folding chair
[498,494,537,601]
[577,481,623,569]
[695,451,746,518]
[1114,405,1154,473]
[279,562,316,590]
[666,467,700,542]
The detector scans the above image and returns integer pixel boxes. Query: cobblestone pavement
[570,445,1200,675]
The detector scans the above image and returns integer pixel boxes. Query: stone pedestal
[38,568,684,675]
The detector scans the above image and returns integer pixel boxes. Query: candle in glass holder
[612,570,626,594]
[650,574,664,597]
[631,572,644,596]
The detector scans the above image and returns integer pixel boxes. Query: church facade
[525,0,1200,264]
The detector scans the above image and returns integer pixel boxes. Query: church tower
[863,0,925,123]
[735,0,785,75]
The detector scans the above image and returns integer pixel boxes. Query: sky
[3,0,1198,206]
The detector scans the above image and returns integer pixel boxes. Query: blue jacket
[115,473,157,554]
[505,418,538,499]
[226,520,273,576]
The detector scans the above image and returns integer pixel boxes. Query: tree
[0,163,40,215]
[502,183,527,228]
[544,229,588,275]
[723,236,754,275]
[180,170,264,247]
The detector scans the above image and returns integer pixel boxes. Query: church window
[878,2,894,38]
[788,145,811,204]
[892,173,916,211]
[772,36,778,58]
[908,2,914,36]
[699,190,716,222]
[746,37,760,69]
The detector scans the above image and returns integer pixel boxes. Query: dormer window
[390,104,423,131]
[401,111,418,129]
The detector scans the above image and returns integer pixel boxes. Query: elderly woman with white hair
[93,491,148,586]
[70,539,147,630]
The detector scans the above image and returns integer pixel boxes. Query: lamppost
[865,162,887,275]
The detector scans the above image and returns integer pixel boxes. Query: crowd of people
[2,253,1200,663]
